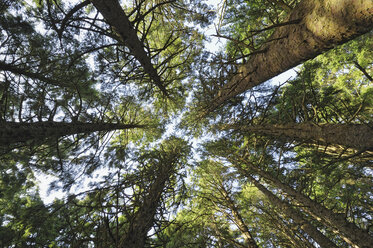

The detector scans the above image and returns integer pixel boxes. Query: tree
[202,130,372,247]
[1,0,372,247]
[222,122,373,151]
[207,0,373,112]
[194,160,259,247]
[246,175,338,248]
[121,137,190,247]
[1,137,190,247]
[239,161,373,248]
[0,121,147,146]
[89,0,168,96]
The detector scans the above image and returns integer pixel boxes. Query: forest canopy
[0,0,372,247]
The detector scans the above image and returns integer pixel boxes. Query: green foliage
[0,0,372,247]
[222,0,299,61]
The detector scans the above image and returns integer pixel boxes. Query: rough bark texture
[209,0,373,112]
[220,187,258,248]
[0,121,145,145]
[120,157,175,247]
[89,0,168,96]
[226,123,373,151]
[247,165,373,248]
[247,175,338,248]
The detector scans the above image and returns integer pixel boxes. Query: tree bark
[244,164,373,248]
[224,122,373,151]
[260,206,314,248]
[247,175,338,248]
[219,185,258,248]
[120,155,176,247]
[209,0,373,112]
[0,121,146,145]
[89,0,168,96]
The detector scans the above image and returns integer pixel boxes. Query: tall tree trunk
[0,121,146,145]
[120,156,176,247]
[246,175,338,248]
[89,0,168,96]
[209,0,373,112]
[243,163,373,248]
[224,123,373,151]
[259,206,314,248]
[219,185,258,248]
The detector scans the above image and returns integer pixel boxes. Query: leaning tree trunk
[260,206,314,248]
[0,121,146,146]
[208,0,373,112]
[224,122,373,151]
[120,153,177,247]
[247,175,338,248]
[244,163,373,248]
[90,0,168,96]
[219,184,258,248]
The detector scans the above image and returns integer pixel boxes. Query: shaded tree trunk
[224,122,373,151]
[90,0,168,96]
[246,175,338,248]
[209,0,373,112]
[120,155,177,247]
[219,185,258,248]
[244,164,373,248]
[0,121,146,145]
[259,206,314,248]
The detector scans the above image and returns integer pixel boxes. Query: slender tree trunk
[224,122,373,151]
[219,186,258,248]
[120,156,176,247]
[0,61,71,88]
[244,163,373,248]
[247,175,338,248]
[89,0,168,96]
[259,206,314,248]
[0,121,146,145]
[209,0,373,112]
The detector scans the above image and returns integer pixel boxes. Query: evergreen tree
[0,0,372,247]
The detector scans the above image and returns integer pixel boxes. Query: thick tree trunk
[247,175,338,248]
[120,157,175,247]
[245,164,373,248]
[89,0,168,96]
[0,121,146,145]
[209,0,373,112]
[220,186,258,248]
[224,123,373,151]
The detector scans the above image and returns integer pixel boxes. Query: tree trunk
[245,164,373,248]
[209,0,373,112]
[247,175,338,248]
[120,157,175,247]
[0,121,146,145]
[0,61,71,88]
[89,0,168,96]
[224,122,373,151]
[259,206,314,248]
[219,186,258,248]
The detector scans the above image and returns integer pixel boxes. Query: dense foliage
[0,0,372,247]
